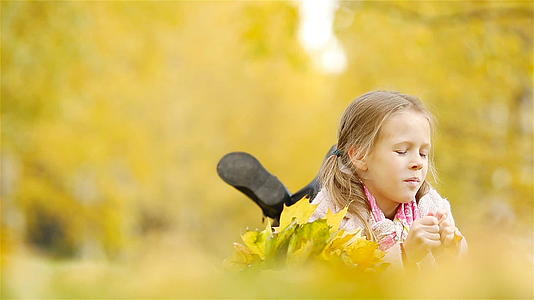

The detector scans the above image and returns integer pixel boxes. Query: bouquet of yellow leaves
[224,198,388,272]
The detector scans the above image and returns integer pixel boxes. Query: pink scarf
[364,186,420,251]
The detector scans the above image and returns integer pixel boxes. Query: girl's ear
[348,147,368,172]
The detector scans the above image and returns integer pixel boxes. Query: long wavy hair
[319,90,436,241]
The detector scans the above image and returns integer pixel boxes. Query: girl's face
[354,110,431,215]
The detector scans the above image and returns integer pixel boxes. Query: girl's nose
[409,159,423,170]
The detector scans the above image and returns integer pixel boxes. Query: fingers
[411,226,441,247]
[412,217,441,240]
[411,230,441,249]
[441,226,458,247]
[436,209,447,223]
[423,239,441,248]
[423,231,441,241]
[439,219,452,228]
[419,215,439,226]
[440,223,454,234]
[438,219,455,244]
[426,209,448,224]
[420,224,440,234]
[441,231,455,246]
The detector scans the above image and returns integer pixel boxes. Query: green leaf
[264,222,297,267]
[287,220,330,263]
[286,239,314,267]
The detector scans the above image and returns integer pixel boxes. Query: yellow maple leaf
[325,206,348,231]
[241,231,263,259]
[278,197,318,230]
[223,242,261,271]
[343,239,385,269]
[241,219,272,260]
[321,229,361,261]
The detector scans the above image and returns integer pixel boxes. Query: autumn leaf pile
[225,198,387,272]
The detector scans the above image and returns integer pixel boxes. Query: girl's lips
[403,178,420,187]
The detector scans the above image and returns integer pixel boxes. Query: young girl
[311,90,467,268]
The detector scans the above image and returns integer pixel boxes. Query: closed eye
[395,150,407,155]
[420,153,428,158]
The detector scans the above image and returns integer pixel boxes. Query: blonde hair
[319,90,436,241]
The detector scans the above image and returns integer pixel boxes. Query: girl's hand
[433,210,464,259]
[439,218,455,247]
[403,215,441,265]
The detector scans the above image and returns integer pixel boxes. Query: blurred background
[1,1,532,298]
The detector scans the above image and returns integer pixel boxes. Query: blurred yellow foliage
[1,1,532,298]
